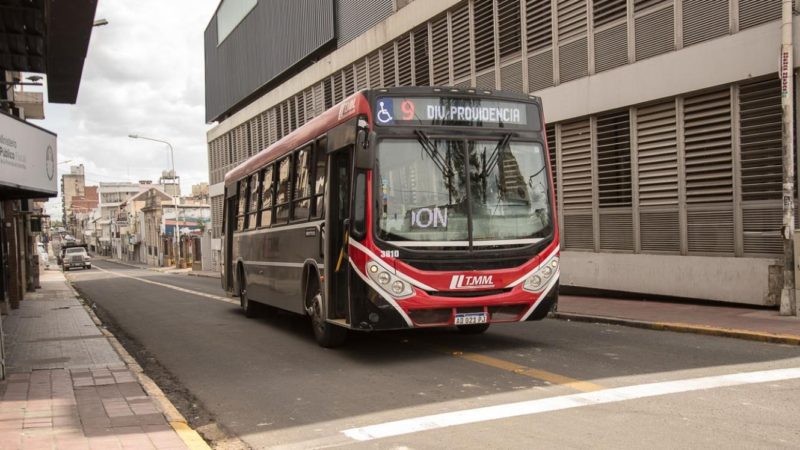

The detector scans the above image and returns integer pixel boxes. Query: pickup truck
[62,247,92,271]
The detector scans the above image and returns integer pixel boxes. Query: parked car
[62,247,92,271]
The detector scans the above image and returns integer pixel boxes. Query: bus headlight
[522,256,559,293]
[366,261,414,298]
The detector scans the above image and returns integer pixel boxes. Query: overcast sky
[38,0,220,219]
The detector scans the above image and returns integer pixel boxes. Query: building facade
[204,0,799,306]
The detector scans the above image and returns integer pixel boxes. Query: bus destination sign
[374,96,538,129]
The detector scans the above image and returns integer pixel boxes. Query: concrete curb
[62,273,213,450]
[187,272,221,279]
[554,312,800,346]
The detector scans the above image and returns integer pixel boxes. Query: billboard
[0,111,58,196]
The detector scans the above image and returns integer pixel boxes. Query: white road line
[342,366,800,442]
[94,265,238,305]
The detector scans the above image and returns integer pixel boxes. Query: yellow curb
[555,312,800,346]
[171,420,213,450]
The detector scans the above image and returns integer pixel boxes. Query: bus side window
[312,142,326,218]
[275,157,291,224]
[260,165,274,227]
[292,146,312,221]
[248,172,260,229]
[236,178,248,231]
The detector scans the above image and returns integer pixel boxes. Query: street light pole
[128,134,181,268]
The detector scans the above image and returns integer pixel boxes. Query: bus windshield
[376,136,552,246]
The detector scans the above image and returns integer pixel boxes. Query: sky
[36,0,220,219]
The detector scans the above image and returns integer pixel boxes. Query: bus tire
[456,323,490,334]
[308,284,346,348]
[238,267,258,318]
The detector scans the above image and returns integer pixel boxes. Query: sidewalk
[0,269,208,449]
[556,294,800,345]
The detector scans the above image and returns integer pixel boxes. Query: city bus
[222,87,559,347]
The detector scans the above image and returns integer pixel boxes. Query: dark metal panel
[204,0,336,123]
[336,0,394,46]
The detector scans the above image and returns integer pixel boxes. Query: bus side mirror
[354,131,376,169]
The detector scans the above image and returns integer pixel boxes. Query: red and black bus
[222,87,559,347]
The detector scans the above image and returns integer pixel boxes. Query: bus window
[248,172,260,229]
[236,178,248,231]
[352,171,366,238]
[275,157,291,224]
[292,146,312,220]
[260,165,274,226]
[312,143,326,218]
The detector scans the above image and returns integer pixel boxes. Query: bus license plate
[454,312,487,325]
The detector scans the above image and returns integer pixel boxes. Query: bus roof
[224,92,371,185]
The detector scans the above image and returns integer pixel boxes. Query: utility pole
[780,0,797,316]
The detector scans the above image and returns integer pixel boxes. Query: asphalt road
[68,260,800,449]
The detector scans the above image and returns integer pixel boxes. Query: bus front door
[326,147,352,321]
[223,191,237,292]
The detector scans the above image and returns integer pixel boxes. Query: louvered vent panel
[597,110,632,207]
[382,43,397,87]
[594,0,627,27]
[343,67,355,97]
[355,59,367,90]
[640,210,680,252]
[528,50,554,91]
[455,79,471,89]
[474,0,496,71]
[557,0,587,41]
[687,208,734,254]
[498,0,522,60]
[303,88,314,122]
[683,89,733,204]
[451,5,472,82]
[526,0,552,52]
[235,126,245,163]
[323,78,333,110]
[258,112,267,151]
[332,73,343,104]
[368,52,381,88]
[683,0,729,47]
[743,205,782,255]
[547,123,558,205]
[595,22,627,73]
[559,37,588,83]
[288,99,297,132]
[267,108,278,145]
[295,96,305,127]
[431,15,449,85]
[636,101,678,206]
[413,26,430,86]
[739,77,782,201]
[634,0,669,12]
[248,118,259,157]
[563,213,594,250]
[634,6,674,61]
[500,61,523,92]
[476,70,496,90]
[599,211,634,251]
[739,0,781,30]
[560,119,593,209]
[397,34,413,86]
[211,195,223,238]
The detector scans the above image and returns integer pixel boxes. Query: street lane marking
[341,366,800,442]
[93,265,238,305]
[406,341,603,392]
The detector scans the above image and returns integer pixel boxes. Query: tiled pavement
[0,270,191,450]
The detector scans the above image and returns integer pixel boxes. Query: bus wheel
[309,287,347,348]
[456,323,490,334]
[238,270,258,318]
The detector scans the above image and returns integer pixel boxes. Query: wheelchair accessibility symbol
[376,98,394,124]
